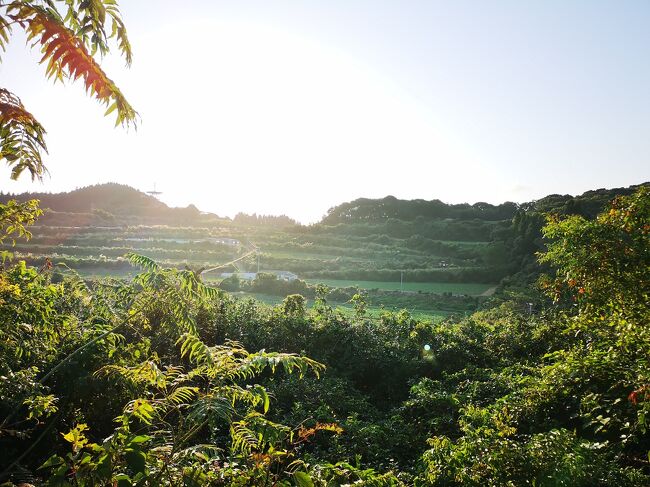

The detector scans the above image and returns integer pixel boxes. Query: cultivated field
[304,279,493,295]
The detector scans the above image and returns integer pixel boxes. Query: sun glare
[0,17,505,222]
[121,20,482,222]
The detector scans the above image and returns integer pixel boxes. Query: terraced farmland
[7,220,500,285]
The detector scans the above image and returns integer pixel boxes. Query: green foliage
[414,186,650,485]
[0,199,42,245]
[418,418,645,486]
[0,188,649,485]
[0,89,47,180]
[0,253,327,485]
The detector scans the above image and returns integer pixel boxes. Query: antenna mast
[147,182,163,198]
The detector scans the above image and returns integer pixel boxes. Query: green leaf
[104,101,118,116]
[255,384,270,413]
[96,453,112,477]
[125,448,146,474]
[128,435,151,446]
[115,473,133,487]
[293,471,314,487]
[39,454,64,469]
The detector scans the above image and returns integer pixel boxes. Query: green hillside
[3,182,645,287]
[2,182,645,321]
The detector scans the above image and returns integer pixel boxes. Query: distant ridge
[0,183,208,225]
[1,181,646,227]
[321,183,648,224]
[0,183,166,214]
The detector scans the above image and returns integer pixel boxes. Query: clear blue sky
[2,0,649,222]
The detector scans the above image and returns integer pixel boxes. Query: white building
[210,237,240,246]
[273,271,298,281]
[219,270,298,281]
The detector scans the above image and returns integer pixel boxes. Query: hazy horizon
[2,0,649,223]
[2,180,647,225]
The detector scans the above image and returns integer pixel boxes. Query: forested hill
[300,183,647,285]
[3,182,646,227]
[0,183,172,216]
[0,182,647,286]
[0,183,208,224]
[322,184,647,224]
[322,196,518,223]
[0,184,294,226]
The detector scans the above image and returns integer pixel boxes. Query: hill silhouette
[1,181,646,229]
[0,183,205,225]
[322,184,647,224]
[0,183,167,215]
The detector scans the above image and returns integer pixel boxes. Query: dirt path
[480,286,498,297]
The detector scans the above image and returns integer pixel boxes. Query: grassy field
[231,292,449,322]
[67,269,490,300]
[305,279,493,295]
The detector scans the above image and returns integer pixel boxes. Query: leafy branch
[0,89,48,180]
[0,0,136,180]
